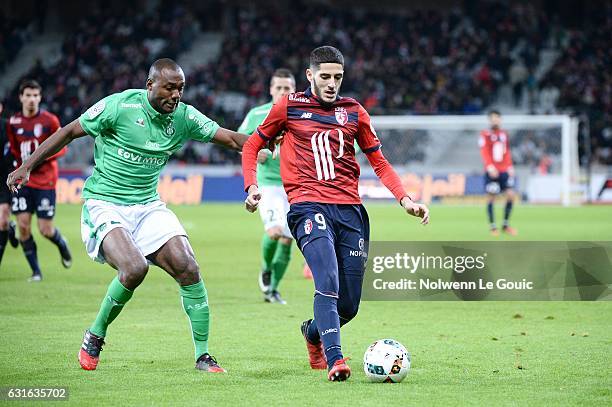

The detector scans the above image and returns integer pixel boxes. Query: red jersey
[242,88,407,204]
[7,110,65,189]
[479,128,513,172]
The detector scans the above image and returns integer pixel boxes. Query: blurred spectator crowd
[0,9,36,73]
[539,5,611,165]
[4,1,206,166]
[1,0,610,167]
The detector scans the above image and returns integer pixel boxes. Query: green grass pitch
[1,203,611,406]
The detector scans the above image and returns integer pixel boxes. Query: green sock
[90,277,134,338]
[261,233,278,271]
[270,242,291,291]
[180,280,210,360]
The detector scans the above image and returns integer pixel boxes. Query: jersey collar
[304,87,342,105]
[20,110,41,119]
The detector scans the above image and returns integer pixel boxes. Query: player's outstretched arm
[6,119,86,192]
[212,128,250,151]
[241,96,287,212]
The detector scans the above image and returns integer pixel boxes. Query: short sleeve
[79,94,119,137]
[356,104,381,154]
[237,111,254,135]
[49,113,61,133]
[185,105,220,143]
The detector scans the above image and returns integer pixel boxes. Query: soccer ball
[363,339,411,383]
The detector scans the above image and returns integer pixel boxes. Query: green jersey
[237,101,281,186]
[79,89,220,204]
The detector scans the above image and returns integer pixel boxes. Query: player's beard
[312,82,335,108]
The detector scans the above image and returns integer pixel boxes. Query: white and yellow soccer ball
[363,339,411,383]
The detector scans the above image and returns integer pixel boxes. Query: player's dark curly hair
[310,46,344,69]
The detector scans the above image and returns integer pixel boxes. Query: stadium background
[1,0,610,205]
[0,0,611,405]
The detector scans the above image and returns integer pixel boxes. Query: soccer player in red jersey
[7,80,72,281]
[242,46,429,381]
[479,110,517,236]
[0,102,19,265]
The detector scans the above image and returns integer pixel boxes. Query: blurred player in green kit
[238,69,298,304]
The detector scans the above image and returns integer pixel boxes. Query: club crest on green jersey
[165,120,175,136]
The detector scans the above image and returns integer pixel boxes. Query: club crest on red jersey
[34,123,43,137]
[335,107,348,126]
[304,219,313,235]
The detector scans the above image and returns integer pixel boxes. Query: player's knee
[39,224,54,238]
[18,224,31,240]
[174,255,201,285]
[120,260,149,288]
[183,257,200,279]
[17,216,30,230]
[266,227,282,240]
[0,208,9,229]
[124,260,148,276]
[314,275,339,297]
[279,236,293,245]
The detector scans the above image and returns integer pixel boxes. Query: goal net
[360,115,581,206]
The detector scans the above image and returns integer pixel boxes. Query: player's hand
[487,166,499,179]
[245,185,262,213]
[6,165,30,193]
[257,150,269,164]
[507,166,515,177]
[401,196,430,225]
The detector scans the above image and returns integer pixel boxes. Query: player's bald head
[148,58,184,81]
[146,58,185,114]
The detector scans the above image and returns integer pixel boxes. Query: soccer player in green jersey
[238,68,295,304]
[7,58,251,373]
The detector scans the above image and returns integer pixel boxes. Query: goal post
[368,115,580,206]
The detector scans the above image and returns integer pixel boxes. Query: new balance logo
[300,112,312,119]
